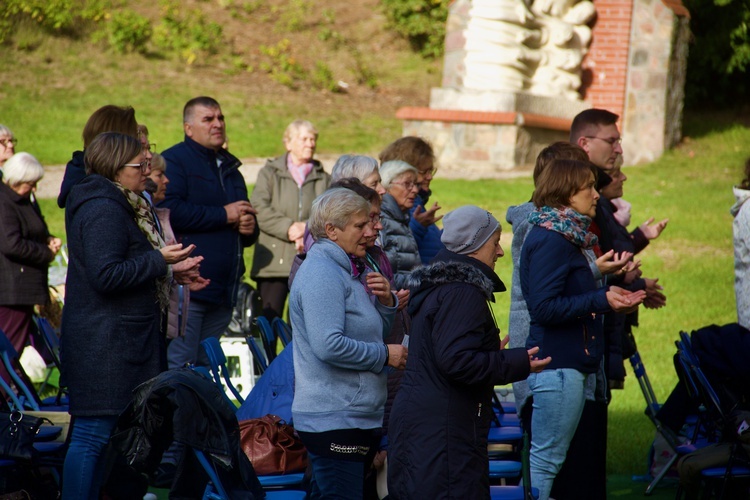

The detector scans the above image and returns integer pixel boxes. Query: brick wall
[581,0,635,118]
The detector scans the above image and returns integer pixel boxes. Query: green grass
[36,114,750,497]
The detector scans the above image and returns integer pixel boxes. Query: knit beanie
[441,205,500,255]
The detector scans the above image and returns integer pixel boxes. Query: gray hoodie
[732,186,750,328]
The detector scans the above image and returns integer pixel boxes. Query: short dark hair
[329,177,379,204]
[82,105,138,149]
[84,132,143,180]
[533,142,589,186]
[379,136,436,172]
[569,109,619,143]
[532,159,598,209]
[183,96,221,123]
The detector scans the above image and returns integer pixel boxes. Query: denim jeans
[167,299,232,369]
[528,369,587,500]
[62,415,118,500]
[307,451,366,500]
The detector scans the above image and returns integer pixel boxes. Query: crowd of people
[0,101,685,499]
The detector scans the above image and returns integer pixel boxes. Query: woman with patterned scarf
[519,159,646,500]
[61,132,195,499]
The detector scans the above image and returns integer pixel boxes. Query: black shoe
[152,462,176,489]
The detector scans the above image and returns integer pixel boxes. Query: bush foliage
[380,0,450,58]
[682,0,750,107]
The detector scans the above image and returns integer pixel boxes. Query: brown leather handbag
[239,414,308,475]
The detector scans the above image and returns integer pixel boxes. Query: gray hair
[379,160,418,188]
[3,152,44,186]
[283,119,317,144]
[309,188,370,240]
[0,124,13,139]
[331,155,379,183]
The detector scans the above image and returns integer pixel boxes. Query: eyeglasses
[585,136,622,146]
[143,143,157,153]
[390,180,419,191]
[0,138,17,148]
[369,214,382,224]
[419,167,437,176]
[122,160,151,172]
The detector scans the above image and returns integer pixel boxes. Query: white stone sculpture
[462,0,595,100]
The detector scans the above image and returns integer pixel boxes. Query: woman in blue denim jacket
[520,159,645,500]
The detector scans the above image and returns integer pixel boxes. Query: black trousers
[256,277,290,321]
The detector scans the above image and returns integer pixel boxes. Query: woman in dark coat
[61,132,194,499]
[388,205,549,499]
[0,152,60,385]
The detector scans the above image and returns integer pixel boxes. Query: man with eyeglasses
[160,96,258,370]
[550,109,669,500]
[0,124,17,176]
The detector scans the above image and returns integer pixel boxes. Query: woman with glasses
[0,124,17,174]
[61,132,194,499]
[379,137,444,264]
[379,160,422,289]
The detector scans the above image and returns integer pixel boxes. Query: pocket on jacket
[120,314,156,365]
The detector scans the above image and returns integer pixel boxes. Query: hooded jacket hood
[406,249,505,316]
[731,186,750,217]
[66,173,133,223]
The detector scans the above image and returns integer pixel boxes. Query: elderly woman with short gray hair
[290,188,407,499]
[379,160,421,289]
[0,152,61,385]
[331,154,386,197]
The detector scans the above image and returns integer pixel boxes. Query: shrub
[380,0,449,58]
[0,0,110,43]
[683,0,750,107]
[105,9,151,54]
[258,38,307,89]
[152,0,223,64]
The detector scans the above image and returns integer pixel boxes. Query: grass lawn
[36,112,750,498]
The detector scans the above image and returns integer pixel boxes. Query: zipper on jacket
[583,323,590,356]
[477,403,482,417]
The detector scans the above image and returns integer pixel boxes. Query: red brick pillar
[581,0,634,117]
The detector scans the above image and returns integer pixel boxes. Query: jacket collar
[183,136,242,173]
[381,193,409,221]
[267,153,325,180]
[312,238,361,278]
[407,248,505,300]
[0,182,27,204]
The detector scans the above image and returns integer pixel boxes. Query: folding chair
[490,430,539,499]
[33,316,67,405]
[675,339,750,499]
[245,335,268,375]
[256,316,278,362]
[197,343,305,492]
[0,330,67,413]
[271,318,292,347]
[630,349,698,495]
[201,338,246,406]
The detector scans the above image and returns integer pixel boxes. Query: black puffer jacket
[111,368,264,500]
[388,250,530,499]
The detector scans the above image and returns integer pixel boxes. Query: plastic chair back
[271,318,292,347]
[245,336,268,375]
[255,316,277,362]
[200,338,245,405]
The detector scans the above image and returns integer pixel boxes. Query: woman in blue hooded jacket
[520,159,645,500]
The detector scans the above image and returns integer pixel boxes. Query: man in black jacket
[161,96,258,369]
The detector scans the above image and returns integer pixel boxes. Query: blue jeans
[528,369,587,500]
[167,299,232,369]
[308,451,366,499]
[62,415,118,500]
